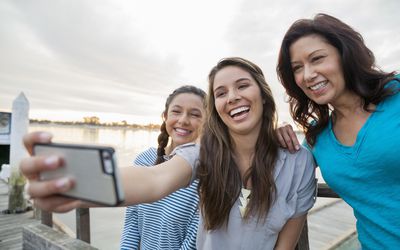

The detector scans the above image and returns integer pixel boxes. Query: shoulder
[279,146,315,169]
[169,143,200,161]
[134,147,157,166]
[276,147,316,182]
[384,75,400,98]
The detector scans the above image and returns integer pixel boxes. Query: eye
[311,55,325,63]
[190,112,201,118]
[238,83,249,89]
[170,109,181,114]
[215,91,226,98]
[292,65,303,73]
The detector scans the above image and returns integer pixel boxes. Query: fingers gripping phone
[33,143,125,206]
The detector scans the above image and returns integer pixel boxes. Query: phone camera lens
[102,151,113,174]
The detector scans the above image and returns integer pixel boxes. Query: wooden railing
[295,183,340,250]
[41,208,91,243]
[38,183,339,250]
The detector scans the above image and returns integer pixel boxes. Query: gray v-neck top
[171,144,317,250]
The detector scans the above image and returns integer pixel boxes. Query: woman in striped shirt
[120,85,206,250]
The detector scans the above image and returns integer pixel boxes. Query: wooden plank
[0,180,39,250]
[76,207,91,243]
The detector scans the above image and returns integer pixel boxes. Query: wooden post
[76,208,91,243]
[41,210,53,227]
[317,183,340,198]
[8,92,29,213]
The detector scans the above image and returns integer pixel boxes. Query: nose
[178,113,190,125]
[227,89,240,104]
[304,64,317,83]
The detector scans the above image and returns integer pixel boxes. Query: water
[29,124,160,167]
[29,124,160,249]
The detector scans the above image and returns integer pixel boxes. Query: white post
[8,92,30,213]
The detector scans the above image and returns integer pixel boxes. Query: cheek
[191,119,202,131]
[164,119,175,134]
[214,100,225,116]
[294,74,305,89]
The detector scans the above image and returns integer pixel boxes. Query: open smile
[308,80,328,91]
[174,128,192,136]
[229,106,250,120]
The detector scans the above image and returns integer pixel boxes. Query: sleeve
[169,143,200,183]
[120,149,155,249]
[133,147,157,166]
[179,208,200,250]
[292,147,317,218]
[120,206,140,250]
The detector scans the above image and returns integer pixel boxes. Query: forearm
[120,156,193,206]
[274,215,307,250]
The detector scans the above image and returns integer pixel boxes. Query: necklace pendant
[239,187,251,218]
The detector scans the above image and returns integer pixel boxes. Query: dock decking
[0,180,39,250]
[308,198,358,249]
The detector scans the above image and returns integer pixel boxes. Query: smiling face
[212,65,264,136]
[289,34,350,106]
[164,93,204,149]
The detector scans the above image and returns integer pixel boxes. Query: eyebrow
[291,49,326,64]
[170,105,202,113]
[213,77,251,92]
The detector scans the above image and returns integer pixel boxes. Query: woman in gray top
[21,57,316,250]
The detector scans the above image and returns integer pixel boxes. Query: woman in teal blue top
[276,13,400,249]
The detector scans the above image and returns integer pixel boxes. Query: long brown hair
[198,57,279,230]
[277,13,398,146]
[155,85,206,164]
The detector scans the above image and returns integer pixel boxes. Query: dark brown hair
[277,13,398,146]
[198,57,279,229]
[155,85,206,164]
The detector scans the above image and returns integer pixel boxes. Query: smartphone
[33,142,125,206]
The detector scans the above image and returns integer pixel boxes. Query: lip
[229,105,250,117]
[307,80,328,95]
[228,105,250,121]
[174,127,192,136]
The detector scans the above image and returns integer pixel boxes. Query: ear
[262,99,266,104]
[162,111,167,121]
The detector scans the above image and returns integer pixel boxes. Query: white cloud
[0,0,399,124]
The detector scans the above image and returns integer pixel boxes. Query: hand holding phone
[33,143,125,206]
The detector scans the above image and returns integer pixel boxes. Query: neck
[164,144,173,156]
[231,131,259,180]
[331,92,365,119]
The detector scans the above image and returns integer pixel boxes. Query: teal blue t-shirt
[311,79,400,250]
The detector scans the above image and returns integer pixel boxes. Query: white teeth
[230,106,250,116]
[175,128,190,134]
[309,81,327,91]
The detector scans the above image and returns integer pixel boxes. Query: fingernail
[44,156,59,168]
[55,177,70,190]
[39,132,52,142]
[295,145,300,150]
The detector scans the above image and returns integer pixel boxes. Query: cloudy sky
[1,0,399,125]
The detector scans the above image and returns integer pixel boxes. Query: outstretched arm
[20,131,193,213]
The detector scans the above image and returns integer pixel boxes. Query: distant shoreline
[29,119,160,130]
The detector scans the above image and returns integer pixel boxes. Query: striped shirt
[120,147,199,250]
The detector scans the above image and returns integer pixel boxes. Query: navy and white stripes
[120,147,199,250]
